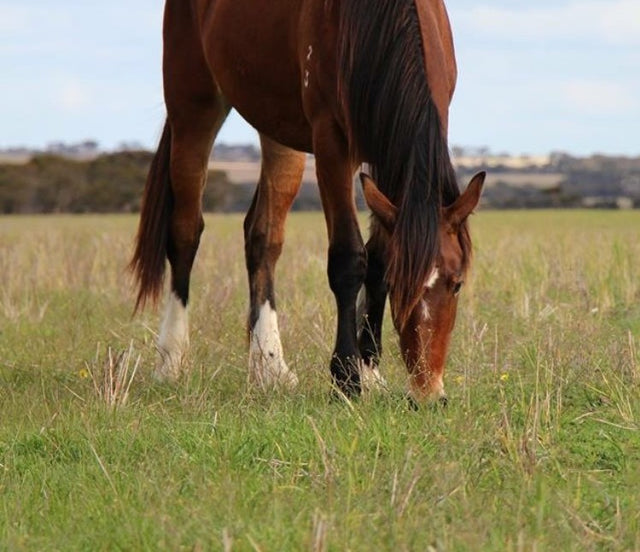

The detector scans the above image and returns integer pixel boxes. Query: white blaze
[425,267,440,289]
[156,292,189,381]
[419,267,440,321]
[419,298,430,321]
[249,302,298,389]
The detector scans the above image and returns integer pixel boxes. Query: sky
[1,0,639,156]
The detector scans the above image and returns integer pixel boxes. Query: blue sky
[1,0,639,155]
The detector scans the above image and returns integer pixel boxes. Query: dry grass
[86,342,140,407]
[1,210,639,551]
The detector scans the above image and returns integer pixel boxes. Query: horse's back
[164,0,457,150]
[188,0,317,151]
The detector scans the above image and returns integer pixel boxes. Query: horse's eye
[453,281,463,296]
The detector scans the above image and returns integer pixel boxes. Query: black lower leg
[167,214,204,306]
[358,242,387,366]
[328,243,367,396]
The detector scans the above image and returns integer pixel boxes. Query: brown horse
[130,0,485,402]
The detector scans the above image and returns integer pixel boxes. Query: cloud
[57,81,93,112]
[0,5,33,32]
[0,4,67,34]
[452,0,640,46]
[559,79,638,114]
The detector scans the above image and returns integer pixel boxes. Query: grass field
[1,210,639,551]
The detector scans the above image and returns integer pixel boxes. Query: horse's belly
[203,0,313,152]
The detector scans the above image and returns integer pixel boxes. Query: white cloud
[0,5,30,31]
[57,81,93,112]
[0,4,67,34]
[452,0,640,45]
[559,79,638,114]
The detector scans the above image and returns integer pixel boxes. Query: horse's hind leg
[155,99,229,380]
[155,2,230,379]
[244,134,305,388]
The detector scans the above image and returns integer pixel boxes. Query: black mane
[337,0,466,326]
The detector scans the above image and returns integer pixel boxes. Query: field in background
[1,211,639,550]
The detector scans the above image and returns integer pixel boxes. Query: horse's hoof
[405,394,420,411]
[249,367,299,391]
[248,348,298,390]
[153,355,182,383]
[153,366,180,383]
[329,380,362,403]
[359,360,388,393]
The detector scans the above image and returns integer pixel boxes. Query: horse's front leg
[313,120,367,397]
[244,134,304,389]
[356,229,389,391]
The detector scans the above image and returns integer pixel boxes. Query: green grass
[1,211,639,551]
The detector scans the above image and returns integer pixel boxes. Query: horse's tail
[130,120,173,312]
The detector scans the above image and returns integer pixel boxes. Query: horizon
[3,140,640,161]
[1,1,639,156]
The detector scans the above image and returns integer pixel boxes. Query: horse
[130,0,485,403]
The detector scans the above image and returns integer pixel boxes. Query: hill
[1,145,639,213]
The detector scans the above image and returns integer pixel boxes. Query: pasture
[1,210,639,550]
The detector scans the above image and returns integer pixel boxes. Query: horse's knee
[327,244,367,299]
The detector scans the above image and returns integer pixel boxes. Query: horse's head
[361,171,485,402]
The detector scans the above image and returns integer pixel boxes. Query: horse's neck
[414,0,457,133]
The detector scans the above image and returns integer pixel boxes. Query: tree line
[2,150,639,214]
[0,152,230,214]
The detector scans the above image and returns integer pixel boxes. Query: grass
[1,210,639,551]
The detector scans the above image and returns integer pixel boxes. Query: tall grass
[1,211,639,550]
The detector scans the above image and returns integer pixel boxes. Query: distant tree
[451,146,466,158]
[203,170,233,211]
[0,152,234,214]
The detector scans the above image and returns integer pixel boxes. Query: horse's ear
[445,171,485,227]
[360,173,398,233]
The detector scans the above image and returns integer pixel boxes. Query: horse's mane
[337,0,469,328]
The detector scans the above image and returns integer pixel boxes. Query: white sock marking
[360,359,388,393]
[249,302,298,389]
[156,292,189,381]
